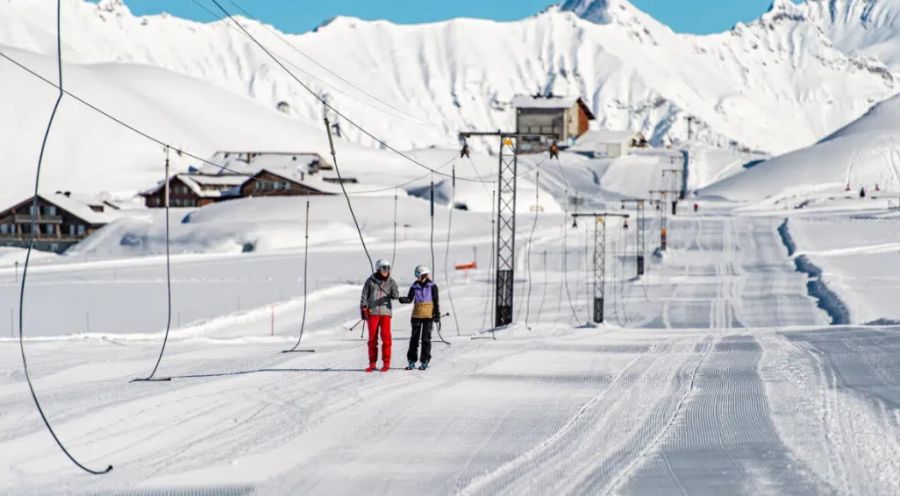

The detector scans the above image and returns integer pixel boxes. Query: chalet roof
[250,168,353,195]
[178,174,245,198]
[200,151,333,176]
[513,95,580,109]
[140,174,245,198]
[0,193,124,225]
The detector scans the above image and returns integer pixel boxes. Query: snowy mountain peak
[558,0,637,24]
[94,0,130,15]
[767,0,802,13]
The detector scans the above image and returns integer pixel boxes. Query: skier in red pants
[360,259,400,373]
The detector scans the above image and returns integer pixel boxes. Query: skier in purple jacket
[398,265,440,370]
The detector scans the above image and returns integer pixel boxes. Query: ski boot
[365,363,377,373]
[379,363,391,373]
[418,361,429,371]
[405,361,416,370]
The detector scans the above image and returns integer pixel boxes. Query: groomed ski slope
[4,208,900,495]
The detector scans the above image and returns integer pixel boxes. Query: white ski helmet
[376,259,391,271]
[414,265,431,278]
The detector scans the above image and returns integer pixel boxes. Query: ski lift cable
[561,191,582,324]
[443,164,461,336]
[188,0,433,127]
[133,146,175,382]
[523,162,545,327]
[535,247,550,330]
[390,188,398,268]
[325,117,373,272]
[18,0,113,475]
[284,195,314,353]
[479,190,496,334]
[208,0,490,184]
[218,0,443,130]
[429,175,451,346]
[0,50,488,200]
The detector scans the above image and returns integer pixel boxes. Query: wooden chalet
[141,174,244,208]
[0,192,121,253]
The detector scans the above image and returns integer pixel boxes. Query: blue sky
[105,1,790,35]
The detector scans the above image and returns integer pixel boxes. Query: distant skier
[860,187,867,199]
[360,259,400,373]
[460,143,470,159]
[549,141,560,160]
[399,265,440,370]
[693,203,699,213]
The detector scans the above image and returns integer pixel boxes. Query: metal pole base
[593,297,605,324]
[637,255,645,276]
[282,349,316,353]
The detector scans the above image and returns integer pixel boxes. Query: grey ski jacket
[360,273,400,316]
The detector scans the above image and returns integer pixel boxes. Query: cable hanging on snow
[561,190,582,324]
[429,175,451,346]
[523,166,542,328]
[133,146,175,383]
[325,116,373,272]
[443,163,461,336]
[18,0,113,475]
[479,190,496,335]
[284,195,315,353]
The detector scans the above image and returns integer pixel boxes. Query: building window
[68,225,76,236]
[0,224,7,234]
[44,224,55,235]
[47,206,57,216]
[77,225,86,236]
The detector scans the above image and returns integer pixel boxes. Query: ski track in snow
[4,213,900,494]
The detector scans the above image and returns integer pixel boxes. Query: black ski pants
[407,318,433,363]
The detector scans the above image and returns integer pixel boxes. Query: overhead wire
[207,0,489,184]
[17,0,113,475]
[220,0,442,130]
[0,49,491,207]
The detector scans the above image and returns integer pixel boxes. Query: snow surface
[7,206,900,494]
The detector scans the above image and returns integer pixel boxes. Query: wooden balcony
[13,214,63,224]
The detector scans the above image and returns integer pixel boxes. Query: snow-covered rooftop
[512,95,581,110]
[40,193,124,224]
[201,151,332,177]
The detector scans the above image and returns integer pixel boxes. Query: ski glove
[361,306,370,320]
[433,314,441,324]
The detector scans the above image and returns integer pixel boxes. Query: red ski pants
[366,315,392,366]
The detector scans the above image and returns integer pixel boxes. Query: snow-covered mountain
[0,0,897,157]
[800,0,900,70]
[702,93,900,202]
